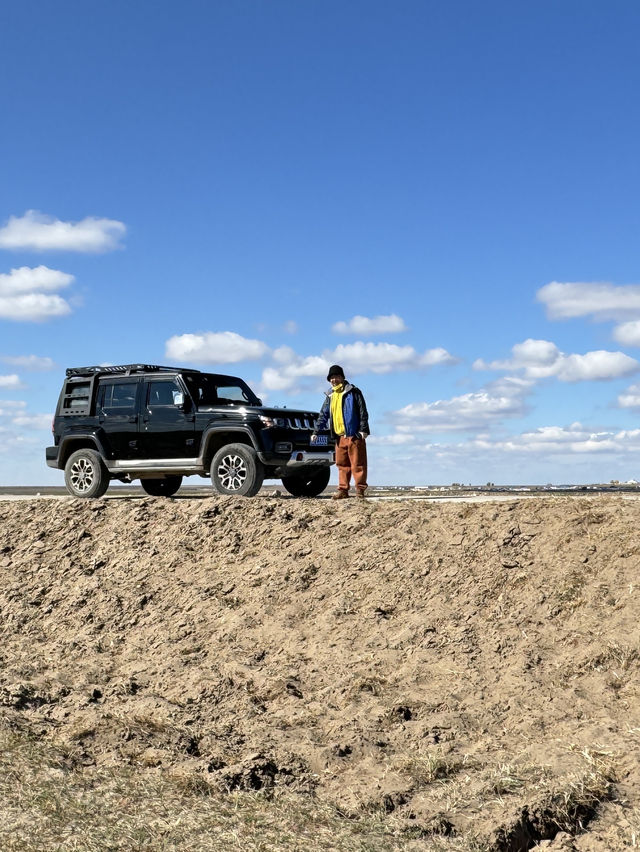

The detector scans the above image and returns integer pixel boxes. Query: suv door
[141,377,197,458]
[96,378,142,459]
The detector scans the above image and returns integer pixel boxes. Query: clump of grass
[392,750,467,787]
[540,762,614,834]
[522,746,616,837]
[591,642,639,672]
[487,763,526,796]
[556,569,587,607]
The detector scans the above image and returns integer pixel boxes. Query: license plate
[314,435,328,445]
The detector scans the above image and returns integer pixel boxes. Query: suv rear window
[62,382,91,410]
[99,382,138,410]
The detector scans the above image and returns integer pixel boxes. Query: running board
[107,458,203,474]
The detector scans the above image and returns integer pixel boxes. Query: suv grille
[286,417,315,430]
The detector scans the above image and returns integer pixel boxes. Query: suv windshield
[182,373,260,407]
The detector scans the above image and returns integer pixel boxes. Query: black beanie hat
[327,364,345,381]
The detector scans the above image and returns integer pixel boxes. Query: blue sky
[2,0,640,486]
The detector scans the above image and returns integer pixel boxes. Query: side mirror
[173,391,185,407]
[256,398,263,406]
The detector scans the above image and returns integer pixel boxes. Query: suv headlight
[259,415,275,428]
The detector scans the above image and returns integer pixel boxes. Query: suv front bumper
[286,449,334,466]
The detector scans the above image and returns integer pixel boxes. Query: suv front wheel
[211,443,264,497]
[64,449,110,498]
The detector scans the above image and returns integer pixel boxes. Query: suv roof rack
[65,364,202,378]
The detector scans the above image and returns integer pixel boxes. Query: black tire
[281,466,331,497]
[64,449,110,498]
[211,443,264,497]
[140,476,183,497]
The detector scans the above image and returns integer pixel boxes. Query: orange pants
[335,436,368,493]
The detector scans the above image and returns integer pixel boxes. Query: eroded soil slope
[1,495,639,849]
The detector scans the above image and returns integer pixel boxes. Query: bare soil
[1,495,639,850]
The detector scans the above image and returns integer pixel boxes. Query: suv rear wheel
[211,443,264,497]
[140,476,183,497]
[64,449,110,498]
[281,466,331,497]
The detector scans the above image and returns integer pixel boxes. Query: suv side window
[99,382,138,412]
[147,380,182,407]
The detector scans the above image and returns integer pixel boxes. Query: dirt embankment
[1,495,639,850]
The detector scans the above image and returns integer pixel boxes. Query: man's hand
[359,432,368,440]
[310,434,318,443]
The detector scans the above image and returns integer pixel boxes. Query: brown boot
[332,490,349,500]
[356,489,367,499]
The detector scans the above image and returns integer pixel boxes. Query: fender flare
[200,425,260,465]
[58,432,107,467]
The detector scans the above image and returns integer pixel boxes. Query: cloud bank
[385,376,530,434]
[474,338,638,382]
[260,342,457,392]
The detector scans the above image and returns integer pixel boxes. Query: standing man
[312,364,370,499]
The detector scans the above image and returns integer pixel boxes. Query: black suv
[46,364,334,498]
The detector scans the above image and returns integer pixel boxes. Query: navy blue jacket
[313,382,370,439]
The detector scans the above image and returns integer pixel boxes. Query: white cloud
[0,355,55,371]
[330,342,456,374]
[475,338,638,382]
[0,392,53,448]
[10,413,53,429]
[371,423,640,487]
[553,351,638,381]
[537,281,640,348]
[283,320,298,335]
[165,331,270,364]
[0,293,72,322]
[332,314,408,335]
[613,321,640,347]
[0,266,74,322]
[0,400,26,413]
[367,433,418,446]
[261,347,330,392]
[473,423,640,456]
[0,266,74,295]
[0,401,53,473]
[0,210,126,253]
[387,377,529,434]
[259,341,457,393]
[0,374,22,389]
[391,393,523,433]
[618,384,640,409]
[537,281,640,321]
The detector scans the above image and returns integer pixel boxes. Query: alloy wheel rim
[217,454,247,491]
[70,457,94,493]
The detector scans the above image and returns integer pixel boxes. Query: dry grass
[0,728,428,852]
[0,727,623,851]
[391,750,467,787]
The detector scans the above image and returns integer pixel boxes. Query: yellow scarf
[330,384,345,435]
